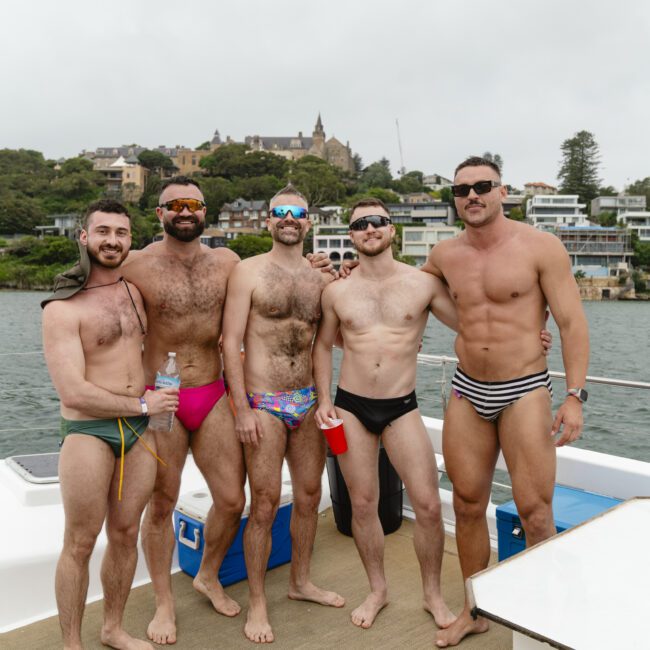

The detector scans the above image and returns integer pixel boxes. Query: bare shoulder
[514,221,567,257]
[210,245,240,264]
[42,297,80,327]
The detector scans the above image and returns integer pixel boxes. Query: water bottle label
[155,375,181,389]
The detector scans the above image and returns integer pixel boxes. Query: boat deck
[1,510,511,649]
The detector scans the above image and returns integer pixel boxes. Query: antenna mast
[395,118,406,176]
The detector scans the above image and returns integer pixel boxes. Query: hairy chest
[252,265,324,325]
[138,256,227,320]
[79,292,144,350]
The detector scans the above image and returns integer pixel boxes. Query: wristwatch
[139,396,149,415]
[567,388,588,403]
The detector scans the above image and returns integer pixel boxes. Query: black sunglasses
[349,215,392,231]
[451,180,501,198]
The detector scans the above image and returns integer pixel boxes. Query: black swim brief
[334,386,418,435]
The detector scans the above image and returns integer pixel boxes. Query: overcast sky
[1,0,648,190]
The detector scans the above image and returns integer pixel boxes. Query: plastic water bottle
[148,352,181,432]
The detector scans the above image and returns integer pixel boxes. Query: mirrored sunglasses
[349,215,392,231]
[451,180,501,198]
[271,205,308,219]
[159,198,205,213]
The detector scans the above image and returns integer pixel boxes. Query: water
[1,291,648,466]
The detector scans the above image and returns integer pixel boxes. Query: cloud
[1,0,649,190]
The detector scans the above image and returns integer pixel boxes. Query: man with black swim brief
[313,197,461,631]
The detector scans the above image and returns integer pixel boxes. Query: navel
[405,314,413,321]
[511,292,519,298]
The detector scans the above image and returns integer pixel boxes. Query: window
[329,239,342,247]
[405,231,423,242]
[317,239,329,247]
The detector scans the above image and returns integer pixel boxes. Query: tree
[345,187,401,209]
[557,131,601,205]
[508,207,525,222]
[227,234,273,259]
[626,177,650,208]
[482,152,503,172]
[352,153,363,173]
[196,141,211,151]
[598,185,618,197]
[233,175,284,202]
[0,194,46,234]
[137,150,176,174]
[200,177,236,223]
[290,156,346,205]
[595,211,617,227]
[360,161,393,189]
[59,157,95,175]
[392,170,426,194]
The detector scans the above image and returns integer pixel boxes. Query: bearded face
[163,214,206,242]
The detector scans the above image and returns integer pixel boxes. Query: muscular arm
[429,275,459,332]
[43,302,149,417]
[312,285,341,426]
[539,236,590,445]
[222,263,262,444]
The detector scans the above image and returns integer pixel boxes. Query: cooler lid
[176,478,293,522]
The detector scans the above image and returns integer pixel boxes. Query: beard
[86,243,128,269]
[163,216,205,242]
[271,223,306,246]
[354,235,393,258]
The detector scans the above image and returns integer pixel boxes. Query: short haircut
[270,183,307,204]
[159,175,202,202]
[454,156,501,179]
[83,199,131,229]
[349,197,389,220]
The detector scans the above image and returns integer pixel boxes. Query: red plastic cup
[321,418,347,455]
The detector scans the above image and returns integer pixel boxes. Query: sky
[1,0,649,191]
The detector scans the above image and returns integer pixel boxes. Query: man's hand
[144,388,179,416]
[235,407,264,446]
[541,309,553,356]
[338,259,359,279]
[314,400,338,429]
[551,397,583,447]
[307,252,336,276]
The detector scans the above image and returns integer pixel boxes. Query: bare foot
[423,597,457,629]
[193,574,241,617]
[101,627,154,650]
[350,592,388,629]
[146,603,176,645]
[244,599,274,644]
[288,581,345,608]
[435,610,489,647]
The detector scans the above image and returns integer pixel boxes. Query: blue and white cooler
[174,480,293,585]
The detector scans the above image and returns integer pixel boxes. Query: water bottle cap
[169,352,176,357]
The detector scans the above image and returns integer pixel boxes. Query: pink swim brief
[146,378,227,432]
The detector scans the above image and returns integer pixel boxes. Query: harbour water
[0,291,648,465]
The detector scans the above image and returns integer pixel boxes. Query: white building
[617,212,650,242]
[422,173,453,191]
[312,225,355,266]
[526,195,588,231]
[591,195,646,217]
[386,202,453,226]
[401,225,460,266]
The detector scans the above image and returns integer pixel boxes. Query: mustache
[467,200,485,208]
